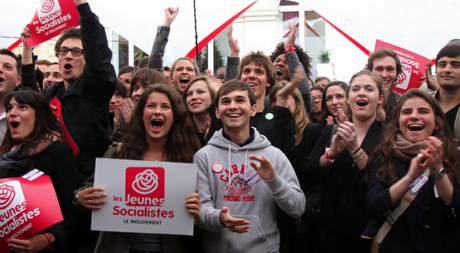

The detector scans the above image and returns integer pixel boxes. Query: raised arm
[19,25,40,92]
[148,7,178,71]
[225,24,240,81]
[77,0,117,103]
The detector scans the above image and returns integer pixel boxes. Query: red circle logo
[0,184,16,209]
[41,0,55,13]
[132,169,159,195]
[395,73,406,85]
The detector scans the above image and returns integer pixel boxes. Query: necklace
[144,150,165,162]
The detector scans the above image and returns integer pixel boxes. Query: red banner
[23,0,80,48]
[50,97,79,156]
[0,176,63,252]
[375,40,430,94]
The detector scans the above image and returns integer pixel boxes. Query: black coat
[24,3,117,177]
[305,120,385,253]
[367,152,460,253]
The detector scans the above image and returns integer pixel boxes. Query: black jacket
[39,4,117,177]
[367,152,460,253]
[305,120,385,253]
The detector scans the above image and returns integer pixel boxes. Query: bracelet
[349,146,361,156]
[44,233,55,250]
[284,45,296,53]
[325,150,335,165]
[352,150,366,162]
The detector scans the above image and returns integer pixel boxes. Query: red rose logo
[0,184,15,210]
[132,169,159,195]
[41,0,55,13]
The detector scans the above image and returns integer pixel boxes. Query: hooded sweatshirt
[195,128,305,253]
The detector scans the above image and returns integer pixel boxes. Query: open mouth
[64,63,73,71]
[247,83,256,88]
[276,69,284,77]
[10,121,19,129]
[180,78,189,85]
[228,114,240,118]
[0,77,4,83]
[357,100,368,107]
[408,124,424,131]
[151,119,164,130]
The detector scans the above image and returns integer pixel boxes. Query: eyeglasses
[312,95,323,101]
[58,47,83,57]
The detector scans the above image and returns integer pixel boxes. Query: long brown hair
[269,80,310,146]
[115,84,201,162]
[368,89,460,189]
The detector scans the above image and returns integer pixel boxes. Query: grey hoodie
[195,128,305,253]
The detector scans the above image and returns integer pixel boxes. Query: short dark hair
[0,88,64,153]
[0,49,22,76]
[311,86,324,93]
[315,76,330,85]
[36,59,51,66]
[215,79,256,109]
[163,66,171,72]
[269,43,312,78]
[130,68,169,96]
[367,48,403,77]
[118,66,138,77]
[237,51,276,95]
[436,45,460,66]
[138,57,149,69]
[54,28,82,57]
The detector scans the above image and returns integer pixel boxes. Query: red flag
[375,40,430,94]
[0,176,63,252]
[22,0,80,49]
[50,97,80,157]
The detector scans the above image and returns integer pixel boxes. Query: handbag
[301,124,338,226]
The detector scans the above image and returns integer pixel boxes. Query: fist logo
[132,169,159,195]
[0,184,15,210]
[41,0,55,13]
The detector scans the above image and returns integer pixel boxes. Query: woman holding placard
[0,89,83,253]
[366,89,460,252]
[77,84,201,253]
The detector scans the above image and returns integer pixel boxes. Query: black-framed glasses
[58,47,83,57]
[312,95,323,101]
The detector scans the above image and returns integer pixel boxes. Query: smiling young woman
[305,70,386,252]
[366,89,460,252]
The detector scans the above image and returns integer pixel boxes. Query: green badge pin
[265,113,274,120]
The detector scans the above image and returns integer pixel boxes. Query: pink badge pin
[212,163,224,173]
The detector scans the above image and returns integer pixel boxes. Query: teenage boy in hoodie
[195,79,305,253]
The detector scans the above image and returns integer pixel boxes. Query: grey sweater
[195,128,305,253]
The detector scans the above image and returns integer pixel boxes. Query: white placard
[91,158,197,235]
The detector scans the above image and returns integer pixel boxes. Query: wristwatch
[432,167,446,179]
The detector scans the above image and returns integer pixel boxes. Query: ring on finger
[89,199,91,204]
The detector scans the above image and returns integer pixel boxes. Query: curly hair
[115,84,200,163]
[269,43,312,79]
[367,89,460,190]
[54,28,82,58]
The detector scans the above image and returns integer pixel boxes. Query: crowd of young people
[0,0,458,252]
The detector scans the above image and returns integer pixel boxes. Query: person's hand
[220,206,250,233]
[285,22,297,51]
[249,154,277,180]
[185,193,201,218]
[335,109,348,124]
[20,25,31,45]
[421,136,443,174]
[336,121,359,152]
[325,116,335,125]
[8,233,54,253]
[227,24,240,57]
[424,62,439,90]
[276,67,303,107]
[205,69,222,95]
[405,151,429,182]
[164,7,179,27]
[328,130,346,158]
[77,187,107,210]
[120,98,135,128]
